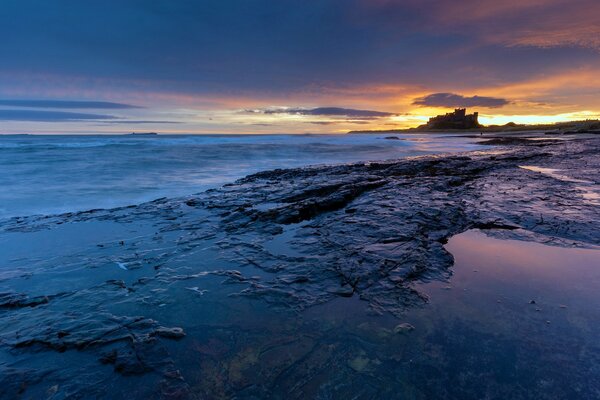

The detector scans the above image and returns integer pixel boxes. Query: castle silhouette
[427,108,480,129]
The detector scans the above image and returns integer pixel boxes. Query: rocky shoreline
[0,137,598,398]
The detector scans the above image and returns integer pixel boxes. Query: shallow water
[163,229,600,399]
[3,223,598,399]
[155,229,598,398]
[0,134,484,219]
[520,165,600,205]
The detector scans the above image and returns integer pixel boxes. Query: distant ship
[129,132,158,135]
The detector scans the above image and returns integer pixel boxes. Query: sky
[0,0,599,134]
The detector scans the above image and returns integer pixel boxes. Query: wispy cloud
[0,100,140,109]
[426,0,600,51]
[0,1,598,133]
[307,120,371,125]
[248,107,395,119]
[413,93,510,108]
[95,120,181,124]
[0,110,118,122]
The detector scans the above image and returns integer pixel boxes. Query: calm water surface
[131,229,600,398]
[4,225,597,399]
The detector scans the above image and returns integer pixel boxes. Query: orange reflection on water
[441,230,600,311]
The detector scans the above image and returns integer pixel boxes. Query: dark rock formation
[0,137,598,398]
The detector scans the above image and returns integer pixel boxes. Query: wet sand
[0,136,598,399]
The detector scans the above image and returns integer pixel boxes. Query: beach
[0,135,599,399]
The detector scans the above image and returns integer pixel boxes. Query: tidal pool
[155,229,600,398]
[1,224,599,399]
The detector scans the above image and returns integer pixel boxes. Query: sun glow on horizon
[479,111,600,126]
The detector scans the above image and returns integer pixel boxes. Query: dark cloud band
[0,110,118,122]
[0,100,140,109]
[413,93,509,108]
[251,107,395,118]
[96,120,181,124]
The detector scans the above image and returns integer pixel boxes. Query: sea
[0,133,484,219]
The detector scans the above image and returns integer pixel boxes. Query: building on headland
[427,108,480,129]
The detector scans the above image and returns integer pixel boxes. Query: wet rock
[0,137,598,397]
[473,221,520,230]
[0,292,50,309]
[100,340,164,376]
[155,327,186,339]
[479,137,534,146]
[348,354,371,372]
[393,323,415,334]
[185,199,200,207]
[0,367,50,398]
[327,285,354,297]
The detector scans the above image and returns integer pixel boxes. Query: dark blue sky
[1,0,598,133]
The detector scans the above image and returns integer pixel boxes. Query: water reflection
[170,230,600,398]
[2,227,599,399]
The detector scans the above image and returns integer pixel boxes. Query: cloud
[307,121,336,125]
[250,107,395,118]
[96,120,181,124]
[0,110,118,122]
[0,100,140,109]
[413,93,510,108]
[308,120,371,125]
[420,0,600,51]
[504,25,600,51]
[0,0,598,135]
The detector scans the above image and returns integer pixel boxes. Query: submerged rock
[155,327,186,339]
[348,354,371,372]
[393,323,415,334]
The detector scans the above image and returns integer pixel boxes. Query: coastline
[0,133,485,220]
[1,136,599,398]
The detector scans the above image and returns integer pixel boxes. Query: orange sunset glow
[0,0,598,134]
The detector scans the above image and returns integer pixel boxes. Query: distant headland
[349,108,600,134]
